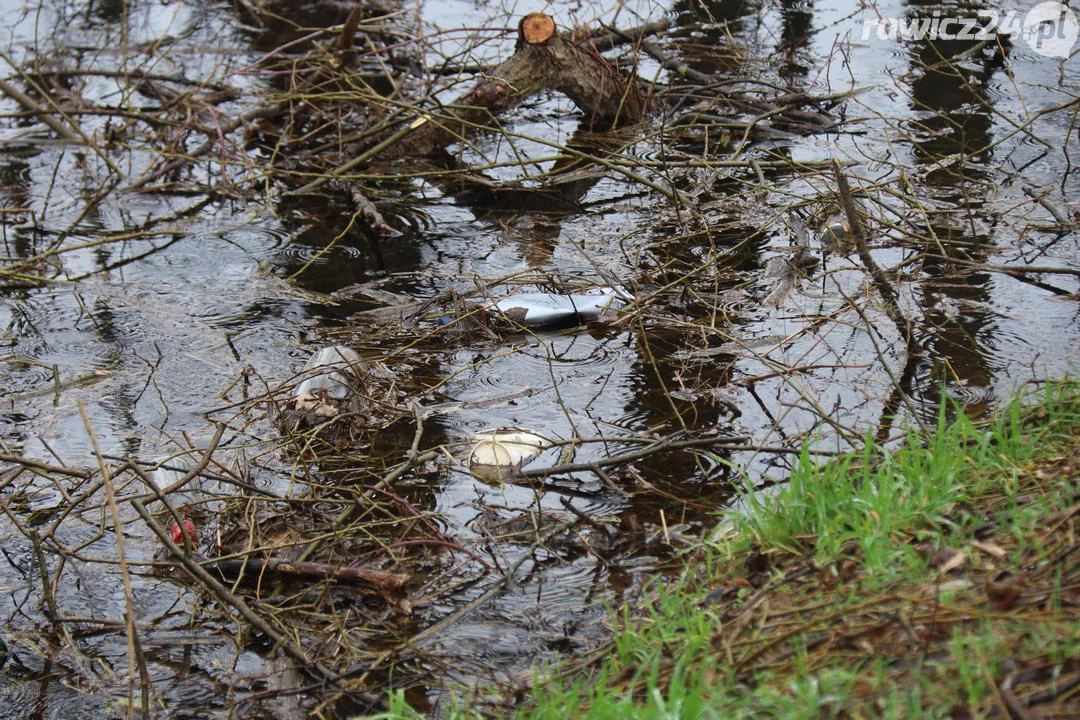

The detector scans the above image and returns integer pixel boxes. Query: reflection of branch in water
[1,197,215,282]
[518,433,834,485]
[832,279,928,436]
[874,346,923,445]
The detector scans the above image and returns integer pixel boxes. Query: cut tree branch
[403,12,642,154]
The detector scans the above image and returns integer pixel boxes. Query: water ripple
[277,242,365,264]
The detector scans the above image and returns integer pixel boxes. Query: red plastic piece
[169,519,199,546]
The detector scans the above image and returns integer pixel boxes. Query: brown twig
[78,402,150,718]
[0,77,81,141]
[132,498,379,705]
[0,454,93,478]
[202,556,409,591]
[831,159,911,342]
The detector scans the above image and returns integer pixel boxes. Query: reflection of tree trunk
[399,12,643,156]
[874,349,922,445]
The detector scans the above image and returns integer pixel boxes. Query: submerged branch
[0,77,82,142]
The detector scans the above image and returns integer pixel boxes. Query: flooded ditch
[0,0,1077,716]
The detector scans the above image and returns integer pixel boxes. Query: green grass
[375,379,1080,719]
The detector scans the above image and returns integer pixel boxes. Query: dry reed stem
[78,402,150,717]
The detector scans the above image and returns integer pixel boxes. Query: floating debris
[295,345,366,403]
[468,427,551,480]
[278,345,410,452]
[476,286,630,329]
[814,194,870,255]
[818,217,851,253]
[150,454,217,547]
[280,345,367,442]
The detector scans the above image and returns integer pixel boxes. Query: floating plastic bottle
[484,287,628,327]
[294,345,366,401]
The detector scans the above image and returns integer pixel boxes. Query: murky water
[1,0,1077,716]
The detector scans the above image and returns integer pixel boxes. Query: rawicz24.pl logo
[860,2,1079,57]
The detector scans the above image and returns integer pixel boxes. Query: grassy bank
[385,379,1080,718]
